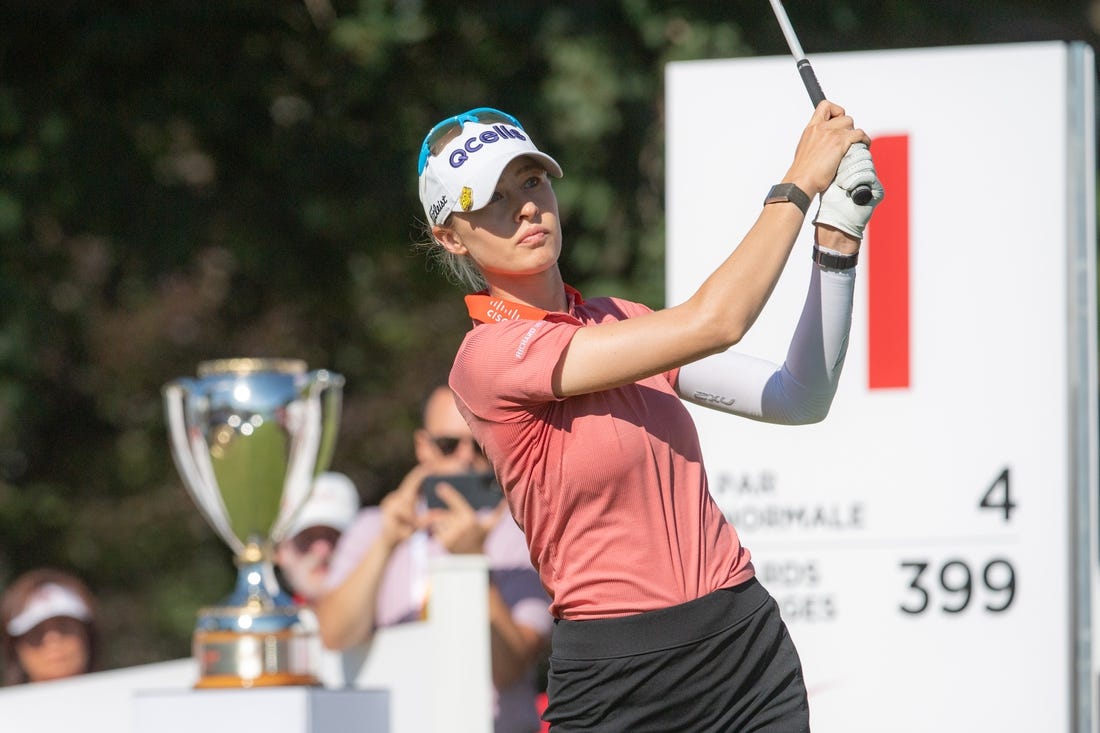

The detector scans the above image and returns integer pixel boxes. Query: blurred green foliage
[0,0,1096,670]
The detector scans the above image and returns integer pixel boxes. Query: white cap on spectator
[286,472,359,538]
[7,583,92,637]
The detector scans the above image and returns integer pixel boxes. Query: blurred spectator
[274,471,361,603]
[1,568,99,685]
[315,384,552,733]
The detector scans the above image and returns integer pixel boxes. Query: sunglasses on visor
[417,107,524,175]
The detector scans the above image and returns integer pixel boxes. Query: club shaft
[767,0,873,205]
[769,0,825,107]
[768,0,806,60]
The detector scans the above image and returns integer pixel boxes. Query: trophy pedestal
[194,628,320,689]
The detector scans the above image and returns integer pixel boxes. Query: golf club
[768,0,873,205]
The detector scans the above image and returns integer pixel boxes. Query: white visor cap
[418,120,563,227]
[7,583,92,637]
[285,471,360,538]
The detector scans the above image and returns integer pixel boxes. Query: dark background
[1,0,1097,669]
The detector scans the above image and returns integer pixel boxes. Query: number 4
[979,467,1016,522]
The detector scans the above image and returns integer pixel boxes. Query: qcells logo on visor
[449,125,528,169]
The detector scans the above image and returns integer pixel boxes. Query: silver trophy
[163,358,344,689]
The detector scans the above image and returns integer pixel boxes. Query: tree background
[1,0,1097,669]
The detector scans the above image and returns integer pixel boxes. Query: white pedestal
[133,687,389,732]
[331,554,494,733]
[0,552,488,733]
[428,555,492,733]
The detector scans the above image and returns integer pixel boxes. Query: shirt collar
[464,285,584,324]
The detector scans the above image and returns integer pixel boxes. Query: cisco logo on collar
[448,125,528,168]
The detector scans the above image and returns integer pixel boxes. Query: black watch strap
[812,245,859,270]
[763,183,811,215]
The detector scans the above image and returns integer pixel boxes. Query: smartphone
[421,471,503,510]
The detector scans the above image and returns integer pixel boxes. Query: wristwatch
[763,183,811,215]
[812,245,859,270]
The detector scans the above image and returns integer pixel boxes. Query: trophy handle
[272,369,344,542]
[164,382,246,555]
[312,371,343,482]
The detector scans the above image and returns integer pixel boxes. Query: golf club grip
[797,59,826,107]
[797,60,873,206]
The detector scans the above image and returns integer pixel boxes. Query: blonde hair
[415,220,488,293]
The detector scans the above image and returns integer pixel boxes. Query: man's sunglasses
[15,617,87,648]
[290,525,341,554]
[417,107,524,175]
[431,435,485,457]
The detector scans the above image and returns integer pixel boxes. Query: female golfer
[416,103,882,731]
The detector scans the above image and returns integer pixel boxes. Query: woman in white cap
[274,471,361,603]
[416,104,883,731]
[1,568,98,685]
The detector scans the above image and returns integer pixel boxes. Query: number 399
[899,558,1016,614]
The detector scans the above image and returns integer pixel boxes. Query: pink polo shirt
[450,287,754,621]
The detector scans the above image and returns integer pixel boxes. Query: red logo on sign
[865,135,910,389]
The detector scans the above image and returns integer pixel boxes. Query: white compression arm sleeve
[676,266,856,424]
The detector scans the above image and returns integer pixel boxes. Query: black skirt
[543,578,810,732]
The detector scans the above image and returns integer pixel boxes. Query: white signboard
[666,43,1097,733]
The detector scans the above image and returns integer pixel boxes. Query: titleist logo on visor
[448,125,528,168]
[429,195,448,222]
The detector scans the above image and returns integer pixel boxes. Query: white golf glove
[813,142,884,240]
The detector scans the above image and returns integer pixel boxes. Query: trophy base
[193,628,320,689]
[194,669,319,686]
[194,672,321,689]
